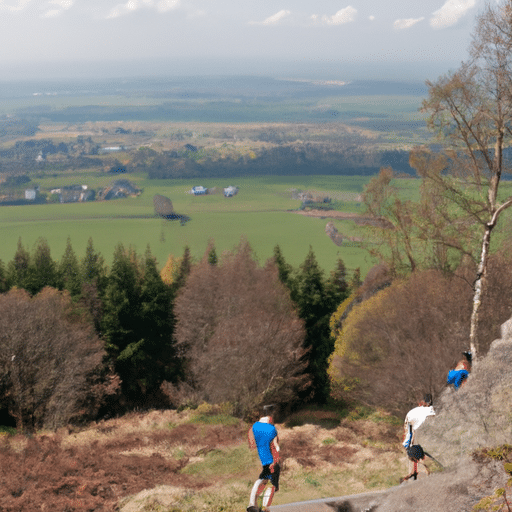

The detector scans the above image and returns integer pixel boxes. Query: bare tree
[173,239,308,416]
[421,1,512,360]
[0,287,109,432]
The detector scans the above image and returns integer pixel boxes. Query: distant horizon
[0,57,459,84]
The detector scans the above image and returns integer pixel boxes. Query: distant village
[0,179,142,206]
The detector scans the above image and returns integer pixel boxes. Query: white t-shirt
[404,405,435,431]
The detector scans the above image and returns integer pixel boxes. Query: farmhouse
[24,188,37,201]
[191,186,207,196]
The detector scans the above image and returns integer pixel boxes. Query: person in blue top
[447,351,472,389]
[247,415,280,512]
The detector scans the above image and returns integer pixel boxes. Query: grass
[0,174,375,276]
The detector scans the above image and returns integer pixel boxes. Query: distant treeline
[131,145,415,178]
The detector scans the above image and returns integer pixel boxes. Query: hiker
[401,394,435,481]
[247,415,280,512]
[400,444,430,483]
[447,351,472,389]
[402,394,435,450]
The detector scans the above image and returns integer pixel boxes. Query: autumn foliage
[172,239,308,416]
[0,287,112,432]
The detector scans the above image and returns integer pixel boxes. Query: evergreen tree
[138,246,179,392]
[80,237,107,291]
[6,238,31,291]
[0,259,8,293]
[28,238,58,295]
[102,245,178,405]
[207,242,218,266]
[58,237,82,297]
[102,244,142,398]
[79,238,106,333]
[172,245,192,292]
[325,258,350,306]
[272,244,293,286]
[292,247,337,403]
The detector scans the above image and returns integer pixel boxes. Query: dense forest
[0,236,352,431]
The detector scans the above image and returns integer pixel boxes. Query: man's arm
[248,426,256,450]
[270,436,280,470]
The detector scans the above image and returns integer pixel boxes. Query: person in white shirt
[402,394,435,450]
[401,394,435,482]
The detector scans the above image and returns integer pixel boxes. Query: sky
[0,0,495,80]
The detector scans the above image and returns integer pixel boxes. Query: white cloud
[322,5,357,25]
[258,9,291,25]
[156,0,180,13]
[430,0,476,29]
[41,0,73,17]
[394,17,424,30]
[369,15,375,21]
[106,0,179,18]
[49,0,73,9]
[0,0,31,12]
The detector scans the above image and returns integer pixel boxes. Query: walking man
[247,415,280,512]
[402,394,435,450]
[401,394,435,481]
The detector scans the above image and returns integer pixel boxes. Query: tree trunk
[469,220,495,362]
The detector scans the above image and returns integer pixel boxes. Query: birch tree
[421,1,512,361]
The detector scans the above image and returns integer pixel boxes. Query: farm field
[0,174,377,276]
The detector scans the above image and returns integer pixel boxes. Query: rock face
[418,316,512,467]
[376,315,512,512]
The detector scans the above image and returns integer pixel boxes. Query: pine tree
[102,245,178,404]
[293,247,335,402]
[58,237,82,297]
[29,237,58,294]
[138,246,179,393]
[207,242,218,266]
[80,237,107,291]
[172,245,192,292]
[6,238,31,291]
[102,244,142,393]
[272,244,293,286]
[0,259,8,293]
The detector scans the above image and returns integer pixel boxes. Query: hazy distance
[0,0,484,82]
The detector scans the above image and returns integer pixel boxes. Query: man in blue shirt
[247,416,280,512]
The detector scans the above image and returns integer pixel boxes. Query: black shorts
[407,444,425,461]
[259,463,280,491]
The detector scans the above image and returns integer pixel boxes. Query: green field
[0,174,377,277]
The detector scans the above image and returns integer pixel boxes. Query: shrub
[0,287,110,431]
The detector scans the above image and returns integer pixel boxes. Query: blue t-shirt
[447,369,469,389]
[252,421,277,466]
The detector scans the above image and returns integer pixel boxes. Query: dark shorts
[407,444,425,461]
[259,463,280,491]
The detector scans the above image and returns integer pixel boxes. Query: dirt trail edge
[271,488,390,511]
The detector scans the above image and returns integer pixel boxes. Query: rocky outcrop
[418,316,512,466]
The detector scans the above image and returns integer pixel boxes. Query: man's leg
[248,479,268,511]
[262,485,276,509]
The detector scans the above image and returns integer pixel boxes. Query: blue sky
[0,0,491,80]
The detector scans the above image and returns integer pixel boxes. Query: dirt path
[291,209,362,220]
[272,489,391,511]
